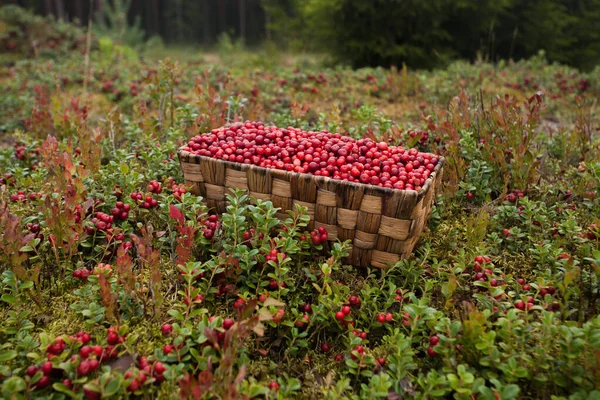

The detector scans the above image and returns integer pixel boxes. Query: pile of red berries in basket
[180,121,441,191]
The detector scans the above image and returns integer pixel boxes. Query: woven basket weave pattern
[178,149,444,268]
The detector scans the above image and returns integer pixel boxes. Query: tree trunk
[175,0,183,41]
[219,0,226,36]
[239,0,246,44]
[265,1,271,42]
[55,0,65,20]
[203,0,211,48]
[74,0,82,23]
[44,0,52,16]
[152,0,160,37]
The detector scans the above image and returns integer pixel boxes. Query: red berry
[161,324,173,336]
[80,333,91,344]
[268,381,279,391]
[341,305,351,316]
[320,343,331,353]
[222,318,235,330]
[80,345,92,359]
[427,346,437,357]
[84,388,101,400]
[348,296,361,307]
[36,375,51,389]
[107,331,120,345]
[127,379,140,392]
[301,303,312,313]
[163,345,174,354]
[41,361,53,375]
[92,345,103,357]
[335,311,345,320]
[153,361,166,374]
[429,336,440,346]
[77,360,91,376]
[26,365,38,377]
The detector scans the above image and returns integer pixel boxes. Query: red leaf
[169,204,184,225]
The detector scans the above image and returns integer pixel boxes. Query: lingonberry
[161,324,173,336]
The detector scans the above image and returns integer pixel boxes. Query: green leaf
[1,376,27,392]
[20,281,34,290]
[0,350,18,362]
[501,384,520,399]
[1,294,16,305]
[120,162,130,175]
[447,373,459,389]
[429,389,448,397]
[53,382,77,398]
[103,377,121,397]
[189,347,200,361]
[167,309,185,321]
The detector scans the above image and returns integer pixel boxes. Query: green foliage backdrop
[265,0,600,70]
[4,0,600,69]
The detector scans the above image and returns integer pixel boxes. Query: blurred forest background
[2,0,600,70]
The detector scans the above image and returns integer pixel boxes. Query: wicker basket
[177,148,444,268]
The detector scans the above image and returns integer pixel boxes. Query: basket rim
[177,147,444,200]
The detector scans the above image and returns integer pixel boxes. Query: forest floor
[1,28,600,400]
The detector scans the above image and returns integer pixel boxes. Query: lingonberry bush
[1,14,599,400]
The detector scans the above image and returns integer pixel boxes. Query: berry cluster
[25,222,40,234]
[131,192,159,209]
[504,188,525,203]
[86,212,114,234]
[405,128,430,145]
[427,335,440,357]
[265,248,286,263]
[334,295,361,326]
[203,214,219,239]
[471,255,494,282]
[74,204,84,223]
[0,173,15,186]
[14,143,27,160]
[182,121,440,191]
[10,190,41,202]
[148,180,162,194]
[165,177,188,201]
[376,313,393,323]
[172,184,187,201]
[352,329,368,340]
[72,268,91,280]
[309,226,329,245]
[111,201,130,220]
[25,329,121,396]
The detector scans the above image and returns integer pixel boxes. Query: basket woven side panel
[179,150,443,268]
